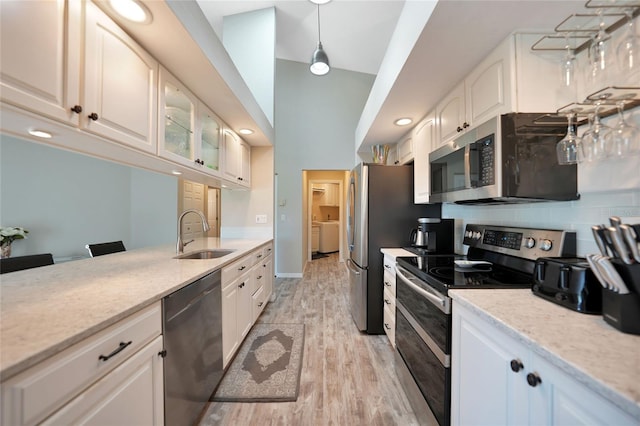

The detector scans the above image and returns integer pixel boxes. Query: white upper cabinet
[158,66,196,166]
[0,0,81,125]
[0,0,158,154]
[197,101,222,176]
[83,3,158,153]
[222,129,251,188]
[465,36,512,127]
[436,81,467,146]
[397,136,414,164]
[412,112,435,203]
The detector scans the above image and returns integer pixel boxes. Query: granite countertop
[0,237,272,381]
[450,289,640,419]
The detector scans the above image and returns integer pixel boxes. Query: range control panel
[463,224,576,261]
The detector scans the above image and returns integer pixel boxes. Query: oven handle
[396,265,450,314]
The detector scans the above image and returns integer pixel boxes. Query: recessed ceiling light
[171,170,182,175]
[238,128,254,135]
[28,129,52,139]
[394,118,412,126]
[109,0,152,24]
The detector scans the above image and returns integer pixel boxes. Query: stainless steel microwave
[429,113,579,204]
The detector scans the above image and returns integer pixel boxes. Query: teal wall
[0,136,177,260]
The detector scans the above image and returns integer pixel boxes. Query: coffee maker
[409,218,454,254]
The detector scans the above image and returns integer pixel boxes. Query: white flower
[0,227,29,244]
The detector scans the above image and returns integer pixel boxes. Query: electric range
[393,224,576,426]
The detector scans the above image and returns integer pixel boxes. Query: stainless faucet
[176,209,211,254]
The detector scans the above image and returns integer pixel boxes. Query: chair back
[0,253,54,274]
[86,241,126,257]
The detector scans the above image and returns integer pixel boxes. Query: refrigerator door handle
[345,258,361,275]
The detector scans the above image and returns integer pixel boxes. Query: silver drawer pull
[99,341,132,362]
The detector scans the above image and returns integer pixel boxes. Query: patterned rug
[213,323,305,402]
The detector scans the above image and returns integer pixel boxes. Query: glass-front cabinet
[197,101,222,175]
[158,66,222,177]
[158,66,196,166]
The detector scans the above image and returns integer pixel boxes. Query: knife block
[602,261,640,335]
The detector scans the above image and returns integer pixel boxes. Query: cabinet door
[452,304,528,426]
[412,113,435,203]
[263,255,273,300]
[43,336,164,425]
[397,136,414,164]
[222,129,241,181]
[197,102,222,176]
[251,286,266,323]
[158,67,196,166]
[239,140,251,187]
[436,82,466,146]
[0,0,81,125]
[83,3,158,153]
[529,354,637,426]
[465,36,512,126]
[237,271,253,340]
[222,281,239,368]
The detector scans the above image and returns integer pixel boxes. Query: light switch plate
[255,214,267,224]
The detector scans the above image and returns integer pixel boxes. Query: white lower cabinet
[221,267,252,368]
[1,302,163,426]
[451,302,637,426]
[381,252,398,348]
[43,336,164,425]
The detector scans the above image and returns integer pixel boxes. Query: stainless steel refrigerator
[346,163,441,334]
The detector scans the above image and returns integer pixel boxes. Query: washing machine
[318,221,339,253]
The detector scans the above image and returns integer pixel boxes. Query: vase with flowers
[1,227,29,258]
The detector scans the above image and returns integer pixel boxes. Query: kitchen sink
[174,249,235,260]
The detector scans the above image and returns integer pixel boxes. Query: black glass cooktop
[396,254,533,295]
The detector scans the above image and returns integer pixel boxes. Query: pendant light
[310,3,330,76]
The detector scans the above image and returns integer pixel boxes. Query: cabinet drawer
[383,303,395,347]
[42,335,164,425]
[383,269,396,297]
[383,287,396,314]
[262,243,273,258]
[383,255,396,275]
[252,286,268,323]
[222,254,252,284]
[1,302,161,426]
[251,248,264,267]
[252,263,265,294]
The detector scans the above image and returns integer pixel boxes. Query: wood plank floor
[200,253,419,425]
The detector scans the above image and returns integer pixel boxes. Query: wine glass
[586,10,612,88]
[580,104,612,162]
[606,100,640,157]
[556,112,580,165]
[560,35,577,88]
[616,8,640,79]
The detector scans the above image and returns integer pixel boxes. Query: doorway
[304,170,348,264]
[178,179,221,238]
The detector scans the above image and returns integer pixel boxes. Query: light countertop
[450,289,640,419]
[380,248,417,258]
[0,238,271,381]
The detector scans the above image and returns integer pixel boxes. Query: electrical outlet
[255,214,267,224]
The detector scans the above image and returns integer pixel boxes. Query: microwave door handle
[464,144,472,189]
[396,266,449,313]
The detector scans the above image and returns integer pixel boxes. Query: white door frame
[307,179,344,262]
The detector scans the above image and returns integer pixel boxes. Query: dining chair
[85,241,126,257]
[0,253,54,274]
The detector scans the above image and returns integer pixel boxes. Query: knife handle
[591,226,608,256]
[607,227,633,265]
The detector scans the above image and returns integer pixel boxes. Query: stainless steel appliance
[395,224,576,426]
[163,270,223,426]
[410,218,437,248]
[408,218,455,254]
[346,163,441,334]
[430,113,579,204]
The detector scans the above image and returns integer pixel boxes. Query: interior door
[181,180,205,241]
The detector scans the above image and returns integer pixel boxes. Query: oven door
[396,265,451,426]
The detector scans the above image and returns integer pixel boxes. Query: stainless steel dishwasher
[163,269,222,426]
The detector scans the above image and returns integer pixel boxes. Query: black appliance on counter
[346,163,442,334]
[429,113,580,204]
[394,224,576,426]
[532,257,602,314]
[406,218,455,255]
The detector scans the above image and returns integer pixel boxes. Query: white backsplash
[443,189,640,256]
